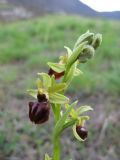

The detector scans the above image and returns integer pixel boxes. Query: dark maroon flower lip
[37,93,47,102]
[48,68,64,80]
[76,125,88,140]
[29,101,50,124]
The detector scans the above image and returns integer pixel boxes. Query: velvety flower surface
[76,125,88,140]
[48,68,64,79]
[29,94,50,124]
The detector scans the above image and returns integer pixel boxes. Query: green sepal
[37,72,51,89]
[73,124,84,142]
[74,68,83,76]
[47,62,65,73]
[27,89,37,99]
[77,106,93,115]
[49,93,69,104]
[48,83,66,93]
[54,102,76,137]
[36,78,43,89]
[44,153,52,160]
[64,46,72,57]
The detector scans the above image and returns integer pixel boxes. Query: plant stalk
[52,103,61,160]
[53,136,60,160]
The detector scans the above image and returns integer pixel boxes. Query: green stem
[53,136,60,160]
[52,103,61,160]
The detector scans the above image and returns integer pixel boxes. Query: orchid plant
[27,31,102,160]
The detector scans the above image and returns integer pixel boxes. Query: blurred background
[0,0,120,160]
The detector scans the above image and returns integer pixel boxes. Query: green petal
[27,89,37,99]
[44,153,52,160]
[49,93,69,104]
[47,62,65,73]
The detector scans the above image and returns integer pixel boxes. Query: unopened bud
[79,45,95,63]
[92,33,102,49]
[74,31,94,49]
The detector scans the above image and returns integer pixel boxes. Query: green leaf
[49,93,69,104]
[37,73,51,89]
[44,153,52,160]
[48,83,66,93]
[77,106,93,115]
[64,46,72,57]
[66,41,87,70]
[73,124,84,142]
[27,89,37,99]
[47,62,65,73]
[63,63,76,85]
[67,101,78,118]
[54,103,76,137]
[61,119,77,133]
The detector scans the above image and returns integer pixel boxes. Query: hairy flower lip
[48,68,64,79]
[29,101,50,124]
[76,125,88,140]
[37,93,48,102]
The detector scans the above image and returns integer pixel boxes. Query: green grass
[0,15,120,96]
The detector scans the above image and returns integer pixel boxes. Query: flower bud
[29,101,50,124]
[92,33,102,50]
[48,68,64,79]
[76,126,88,140]
[79,45,95,63]
[74,31,94,49]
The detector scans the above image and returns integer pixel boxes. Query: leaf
[44,153,52,160]
[54,103,76,137]
[27,89,37,99]
[66,42,87,70]
[73,124,84,142]
[47,62,65,73]
[67,101,78,118]
[61,119,77,133]
[64,46,72,57]
[63,63,76,85]
[49,93,69,104]
[37,73,51,89]
[48,83,66,93]
[77,106,93,115]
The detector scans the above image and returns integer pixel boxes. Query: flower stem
[53,136,60,160]
[52,103,61,160]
